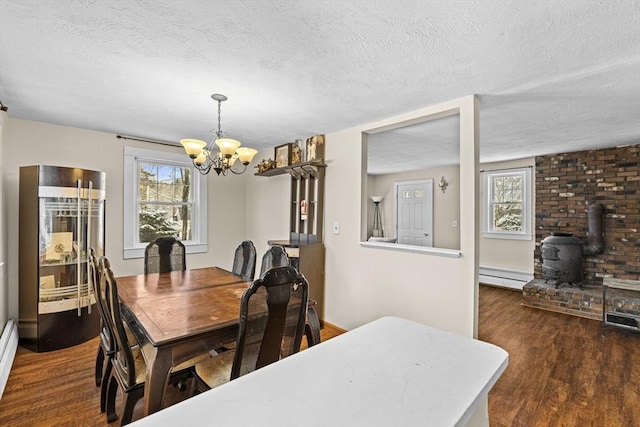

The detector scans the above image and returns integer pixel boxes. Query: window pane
[493,203,523,231]
[492,175,522,203]
[139,204,192,243]
[139,162,158,202]
[139,162,192,203]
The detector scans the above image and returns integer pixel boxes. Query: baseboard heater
[479,266,533,290]
[0,319,19,400]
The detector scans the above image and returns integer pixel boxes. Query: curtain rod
[116,134,178,148]
[480,165,533,173]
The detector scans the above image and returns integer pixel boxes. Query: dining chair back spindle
[144,237,186,274]
[232,240,256,280]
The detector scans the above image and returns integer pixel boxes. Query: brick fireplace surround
[522,143,640,320]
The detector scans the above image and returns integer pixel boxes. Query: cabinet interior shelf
[255,160,327,178]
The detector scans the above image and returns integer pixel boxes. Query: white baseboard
[479,266,533,290]
[0,319,19,400]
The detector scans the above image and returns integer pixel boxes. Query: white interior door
[395,180,433,247]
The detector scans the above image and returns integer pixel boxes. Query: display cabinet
[19,165,106,352]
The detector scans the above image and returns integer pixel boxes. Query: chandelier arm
[193,159,213,175]
[229,163,248,175]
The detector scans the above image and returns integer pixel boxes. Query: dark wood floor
[479,285,640,427]
[0,323,344,426]
[1,286,639,426]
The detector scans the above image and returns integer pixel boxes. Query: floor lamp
[371,196,384,237]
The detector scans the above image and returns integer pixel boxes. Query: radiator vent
[0,319,19,399]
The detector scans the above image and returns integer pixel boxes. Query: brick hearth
[523,279,640,321]
[523,279,602,320]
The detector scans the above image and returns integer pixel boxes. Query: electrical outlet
[332,221,340,235]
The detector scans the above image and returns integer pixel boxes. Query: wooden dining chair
[90,247,116,413]
[258,245,290,277]
[100,257,196,425]
[144,237,186,274]
[259,245,321,348]
[194,266,309,390]
[232,240,256,280]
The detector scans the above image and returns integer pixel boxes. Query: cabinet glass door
[37,182,103,315]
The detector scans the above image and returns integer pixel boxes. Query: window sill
[359,241,461,258]
[123,243,208,260]
[482,232,532,241]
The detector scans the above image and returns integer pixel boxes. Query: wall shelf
[255,160,327,178]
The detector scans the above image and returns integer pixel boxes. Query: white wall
[245,96,480,338]
[3,118,248,320]
[370,164,461,249]
[244,155,291,267]
[366,157,536,288]
[0,111,7,326]
[479,157,536,288]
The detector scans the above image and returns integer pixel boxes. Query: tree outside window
[138,162,192,243]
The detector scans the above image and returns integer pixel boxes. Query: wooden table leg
[143,346,173,416]
[305,306,321,347]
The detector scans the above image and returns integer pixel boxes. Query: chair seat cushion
[194,350,235,389]
[132,348,148,385]
[129,347,212,386]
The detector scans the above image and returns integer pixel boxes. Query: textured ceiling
[0,0,639,175]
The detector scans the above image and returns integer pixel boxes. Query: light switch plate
[332,221,340,235]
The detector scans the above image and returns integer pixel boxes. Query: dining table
[116,266,321,416]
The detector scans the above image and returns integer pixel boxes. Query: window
[124,147,207,258]
[482,167,531,240]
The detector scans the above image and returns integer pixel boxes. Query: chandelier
[180,94,257,175]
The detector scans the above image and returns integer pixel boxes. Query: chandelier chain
[216,99,223,139]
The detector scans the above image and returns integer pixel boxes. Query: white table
[130,316,508,427]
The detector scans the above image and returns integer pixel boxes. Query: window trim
[481,167,532,241]
[123,146,208,259]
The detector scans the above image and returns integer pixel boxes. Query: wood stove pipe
[583,203,604,256]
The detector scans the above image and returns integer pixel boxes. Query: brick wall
[534,144,640,283]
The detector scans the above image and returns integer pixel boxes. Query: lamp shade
[371,196,383,203]
[181,139,207,158]
[194,150,208,166]
[236,147,258,164]
[215,138,242,157]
